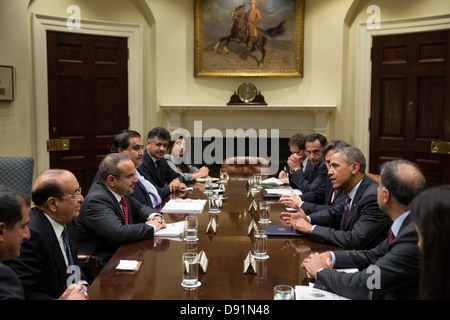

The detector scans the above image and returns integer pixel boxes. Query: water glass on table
[181,252,200,288]
[273,285,295,300]
[258,201,271,224]
[184,216,198,241]
[253,229,268,260]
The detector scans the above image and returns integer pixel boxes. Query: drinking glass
[253,229,268,260]
[208,192,221,214]
[274,285,295,300]
[258,201,271,224]
[181,252,199,287]
[184,216,198,241]
[219,168,229,183]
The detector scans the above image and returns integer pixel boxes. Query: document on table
[161,199,207,214]
[295,284,349,300]
[264,188,302,196]
[154,221,185,238]
[116,260,142,271]
[261,177,285,186]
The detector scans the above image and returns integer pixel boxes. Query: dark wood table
[88,179,342,300]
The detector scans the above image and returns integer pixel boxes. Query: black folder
[264,225,307,237]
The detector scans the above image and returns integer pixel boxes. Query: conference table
[88,178,342,300]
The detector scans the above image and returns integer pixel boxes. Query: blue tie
[62,227,74,266]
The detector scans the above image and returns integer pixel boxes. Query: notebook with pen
[264,225,307,237]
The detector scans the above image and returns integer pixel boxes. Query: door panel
[370,30,450,187]
[47,31,128,195]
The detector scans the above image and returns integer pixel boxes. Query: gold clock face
[237,83,257,103]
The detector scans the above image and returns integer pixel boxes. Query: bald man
[4,170,88,300]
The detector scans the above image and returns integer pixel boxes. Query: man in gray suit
[76,153,165,282]
[301,160,427,299]
[283,146,391,250]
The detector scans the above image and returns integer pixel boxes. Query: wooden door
[47,31,128,195]
[370,30,450,187]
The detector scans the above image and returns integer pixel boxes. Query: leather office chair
[77,254,100,280]
[366,172,380,181]
[222,156,271,180]
[0,157,34,195]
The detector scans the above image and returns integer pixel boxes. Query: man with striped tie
[301,160,427,300]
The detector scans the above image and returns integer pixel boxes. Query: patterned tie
[136,173,162,206]
[343,195,352,226]
[61,227,74,266]
[119,197,129,224]
[389,229,396,244]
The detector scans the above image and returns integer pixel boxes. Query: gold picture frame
[194,0,304,78]
[0,65,15,101]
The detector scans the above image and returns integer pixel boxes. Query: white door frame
[32,13,143,175]
[354,14,450,159]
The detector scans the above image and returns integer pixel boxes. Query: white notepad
[154,221,185,238]
[161,199,206,214]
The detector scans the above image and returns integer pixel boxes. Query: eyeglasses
[60,187,82,199]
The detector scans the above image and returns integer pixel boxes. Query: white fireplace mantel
[160,104,337,138]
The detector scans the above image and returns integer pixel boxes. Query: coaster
[253,254,269,260]
[184,237,199,242]
[181,281,201,288]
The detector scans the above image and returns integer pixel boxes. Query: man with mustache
[93,130,162,208]
[76,153,165,282]
[138,127,187,199]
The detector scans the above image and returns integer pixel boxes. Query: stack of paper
[155,221,185,238]
[263,188,302,197]
[295,284,349,300]
[116,260,141,271]
[261,177,285,186]
[161,199,206,214]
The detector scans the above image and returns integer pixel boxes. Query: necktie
[389,229,396,244]
[155,159,162,178]
[136,173,162,206]
[61,227,74,266]
[343,195,352,226]
[120,197,129,224]
[331,189,338,203]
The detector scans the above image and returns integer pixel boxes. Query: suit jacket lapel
[341,176,368,230]
[33,209,69,284]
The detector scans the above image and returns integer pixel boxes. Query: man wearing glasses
[76,153,165,282]
[4,169,89,299]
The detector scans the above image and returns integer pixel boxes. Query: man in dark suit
[92,130,162,208]
[287,133,328,199]
[76,153,165,282]
[280,140,349,214]
[301,160,427,299]
[138,127,186,200]
[2,171,89,300]
[284,146,391,250]
[278,133,308,184]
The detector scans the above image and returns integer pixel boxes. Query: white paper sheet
[161,199,207,214]
[155,221,185,238]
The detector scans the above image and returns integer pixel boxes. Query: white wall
[1,0,449,177]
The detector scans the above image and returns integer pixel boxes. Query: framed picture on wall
[0,66,15,101]
[194,0,304,78]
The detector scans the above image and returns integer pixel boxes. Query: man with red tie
[76,153,165,283]
[301,160,427,300]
